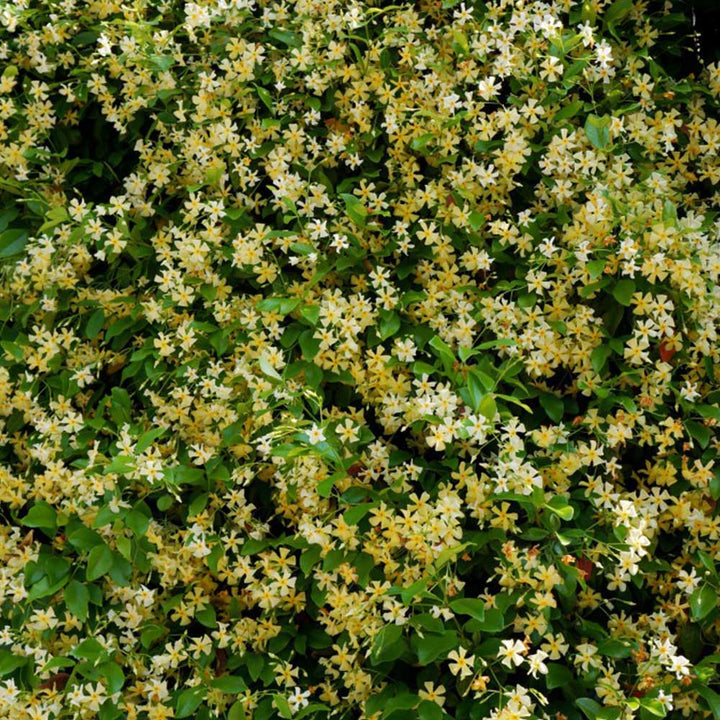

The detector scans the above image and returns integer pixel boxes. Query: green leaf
[0,207,18,231]
[269,29,302,47]
[0,651,27,676]
[124,510,148,541]
[27,571,70,601]
[576,698,604,720]
[612,279,635,306]
[662,199,678,227]
[259,355,282,381]
[67,524,104,551]
[99,661,125,694]
[603,0,632,26]
[539,393,564,423]
[410,133,434,151]
[254,85,274,114]
[686,420,711,449]
[1,340,24,361]
[340,193,368,226]
[697,685,720,720]
[379,310,401,340]
[256,297,301,314]
[299,330,320,360]
[140,625,166,649]
[398,578,430,603]
[300,305,320,325]
[697,550,717,577]
[449,598,486,621]
[546,495,574,521]
[466,372,485,412]
[415,631,459,665]
[468,210,485,231]
[478,394,497,421]
[428,335,455,375]
[300,545,322,575]
[690,585,716,622]
[554,100,584,123]
[246,653,264,681]
[417,701,444,720]
[157,494,174,511]
[698,405,720,422]
[546,663,573,689]
[110,386,132,426]
[296,704,331,719]
[597,639,632,658]
[370,624,405,665]
[71,637,104,661]
[196,605,217,628]
[584,114,611,150]
[273,694,293,719]
[591,345,612,373]
[176,688,206,718]
[344,503,375,526]
[432,542,470,570]
[212,676,248,693]
[22,502,57,532]
[413,361,436,377]
[65,580,90,621]
[135,427,167,454]
[228,700,248,720]
[639,698,666,717]
[85,308,105,339]
[150,54,173,72]
[475,338,517,350]
[587,258,606,280]
[469,368,495,391]
[317,471,343,498]
[471,607,505,633]
[0,228,28,258]
[379,692,419,719]
[86,544,114,582]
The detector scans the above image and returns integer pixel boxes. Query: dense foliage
[0,0,719,719]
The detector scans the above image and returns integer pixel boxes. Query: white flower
[287,687,310,712]
[97,34,113,57]
[538,236,556,258]
[184,2,213,30]
[658,690,674,712]
[677,568,700,594]
[448,647,475,678]
[498,639,527,668]
[679,380,700,402]
[527,650,549,678]
[330,233,349,251]
[669,655,691,679]
[394,337,417,362]
[574,643,598,672]
[306,423,326,445]
[577,21,595,47]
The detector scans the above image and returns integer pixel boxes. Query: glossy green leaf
[415,631,459,665]
[22,502,57,532]
[176,688,205,718]
[690,585,716,622]
[65,580,90,621]
[612,278,635,306]
[584,114,611,150]
[86,544,114,582]
[539,393,564,423]
[370,624,405,665]
[449,598,486,621]
[228,701,248,720]
[85,308,105,339]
